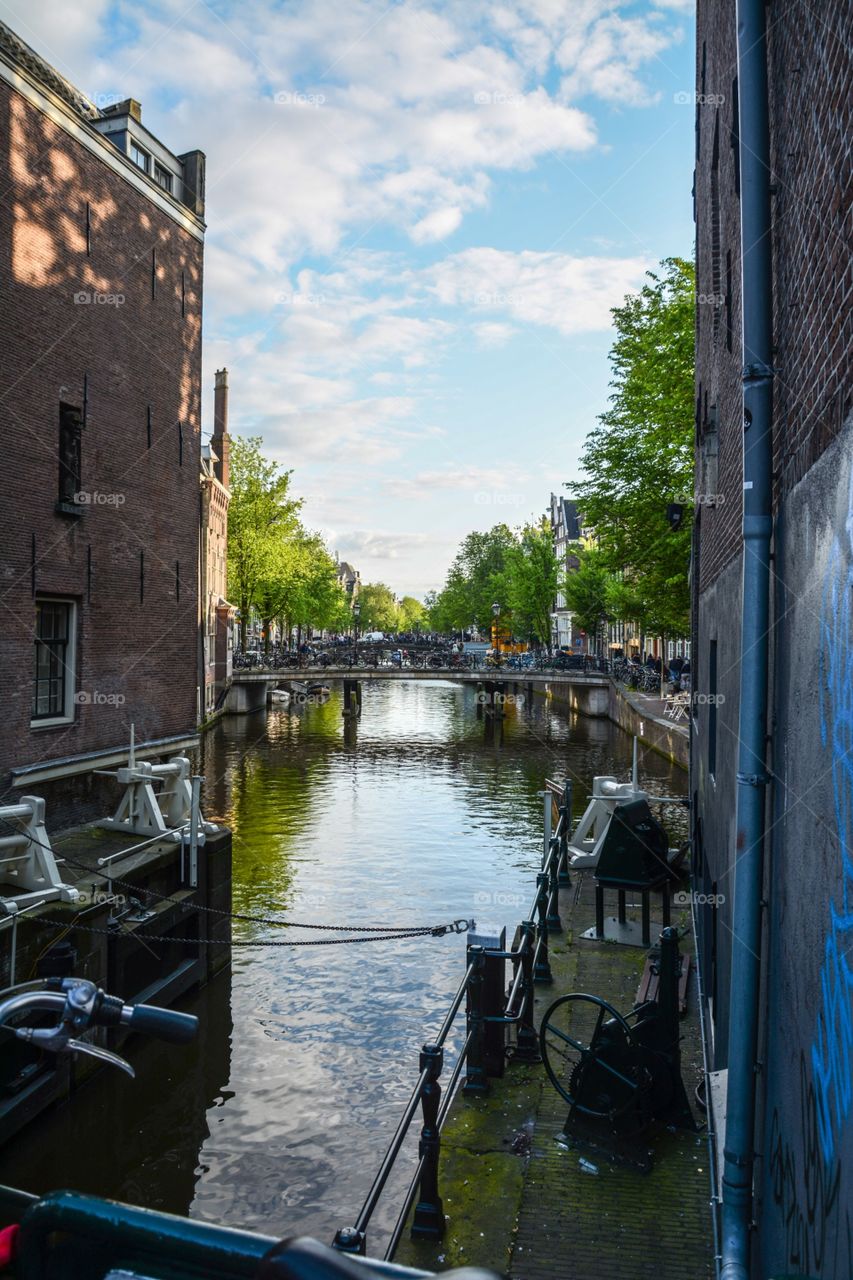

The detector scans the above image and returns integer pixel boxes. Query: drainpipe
[720,1,774,1277]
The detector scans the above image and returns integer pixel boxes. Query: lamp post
[353,599,361,650]
[491,601,501,653]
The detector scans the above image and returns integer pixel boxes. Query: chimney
[212,368,230,488]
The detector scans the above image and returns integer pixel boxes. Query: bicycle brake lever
[64,1038,136,1077]
[14,1026,135,1076]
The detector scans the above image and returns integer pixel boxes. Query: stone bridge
[224,667,610,718]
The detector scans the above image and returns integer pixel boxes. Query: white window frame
[130,141,150,174]
[153,161,172,193]
[31,598,78,728]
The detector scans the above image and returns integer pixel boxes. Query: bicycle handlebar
[0,980,198,1068]
[122,1002,198,1043]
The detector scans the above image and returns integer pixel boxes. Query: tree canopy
[568,257,694,637]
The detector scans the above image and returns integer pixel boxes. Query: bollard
[658,926,681,1053]
[463,946,490,1095]
[468,926,506,1077]
[411,1043,445,1240]
[332,1227,366,1255]
[533,874,553,984]
[545,836,562,933]
[514,920,541,1062]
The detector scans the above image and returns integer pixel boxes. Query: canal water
[2,681,686,1251]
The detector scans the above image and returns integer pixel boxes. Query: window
[130,142,150,173]
[57,402,84,511]
[153,161,172,193]
[32,600,76,724]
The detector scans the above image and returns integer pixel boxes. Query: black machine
[583,799,681,947]
[539,927,697,1171]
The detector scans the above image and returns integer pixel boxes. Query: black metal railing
[334,780,573,1263]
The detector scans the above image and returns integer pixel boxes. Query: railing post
[463,946,490,1095]
[411,1044,445,1240]
[558,779,572,885]
[545,836,562,933]
[514,920,541,1062]
[534,875,553,984]
[332,1226,366,1255]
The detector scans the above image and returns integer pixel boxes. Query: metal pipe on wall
[720,1,775,1277]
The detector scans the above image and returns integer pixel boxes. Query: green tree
[357,582,398,632]
[569,257,694,638]
[430,525,515,633]
[562,547,615,656]
[397,595,426,631]
[504,518,560,648]
[227,436,302,649]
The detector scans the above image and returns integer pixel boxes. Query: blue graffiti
[815,471,853,1165]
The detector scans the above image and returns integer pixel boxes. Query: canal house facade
[692,2,852,1276]
[0,19,206,821]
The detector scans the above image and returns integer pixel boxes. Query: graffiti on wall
[769,1056,850,1276]
[816,468,853,1169]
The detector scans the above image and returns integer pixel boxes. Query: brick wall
[0,77,204,789]
[695,1,852,591]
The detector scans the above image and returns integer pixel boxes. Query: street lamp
[353,599,361,646]
[491,601,501,653]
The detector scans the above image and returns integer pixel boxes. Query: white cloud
[427,247,650,333]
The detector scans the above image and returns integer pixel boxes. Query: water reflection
[1,681,686,1249]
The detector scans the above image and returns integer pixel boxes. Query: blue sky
[3,0,696,596]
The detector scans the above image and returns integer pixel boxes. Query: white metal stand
[0,797,80,911]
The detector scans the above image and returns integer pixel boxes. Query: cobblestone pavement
[396,865,715,1279]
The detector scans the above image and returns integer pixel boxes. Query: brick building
[0,19,206,822]
[200,369,234,717]
[692,3,852,1276]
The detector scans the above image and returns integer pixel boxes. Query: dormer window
[153,161,172,193]
[130,141,150,173]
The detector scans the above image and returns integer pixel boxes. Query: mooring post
[533,875,553,984]
[411,1043,445,1240]
[463,945,490,1095]
[514,919,541,1062]
[332,1226,366,1255]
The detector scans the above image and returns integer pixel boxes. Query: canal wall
[0,826,231,1144]
[529,678,688,770]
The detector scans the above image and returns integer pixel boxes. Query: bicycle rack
[0,797,80,912]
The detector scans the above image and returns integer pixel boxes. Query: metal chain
[0,816,454,935]
[23,915,456,947]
